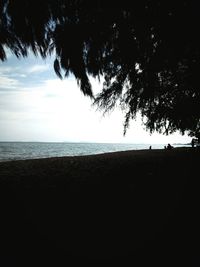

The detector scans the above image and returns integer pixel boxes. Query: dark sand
[0,148,200,266]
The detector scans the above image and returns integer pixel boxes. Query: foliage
[0,0,199,136]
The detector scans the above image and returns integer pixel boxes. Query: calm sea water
[0,142,187,162]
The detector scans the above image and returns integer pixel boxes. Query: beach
[0,147,199,266]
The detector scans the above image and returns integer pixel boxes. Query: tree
[0,0,199,137]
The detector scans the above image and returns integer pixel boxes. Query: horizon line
[0,140,190,145]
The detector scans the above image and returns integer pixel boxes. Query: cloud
[19,74,27,78]
[0,76,20,91]
[0,66,13,73]
[0,66,22,75]
[27,64,50,73]
[0,65,28,87]
[0,62,50,92]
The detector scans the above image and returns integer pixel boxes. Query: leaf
[53,58,62,79]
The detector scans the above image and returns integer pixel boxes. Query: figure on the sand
[191,138,195,148]
[167,143,173,150]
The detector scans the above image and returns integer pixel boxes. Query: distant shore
[0,147,199,266]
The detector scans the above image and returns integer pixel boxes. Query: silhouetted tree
[0,0,199,137]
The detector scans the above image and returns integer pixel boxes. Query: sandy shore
[0,147,200,266]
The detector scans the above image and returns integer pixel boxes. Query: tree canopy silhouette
[0,0,199,137]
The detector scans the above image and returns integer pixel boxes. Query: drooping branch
[0,0,200,136]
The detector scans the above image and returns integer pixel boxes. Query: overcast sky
[0,50,190,144]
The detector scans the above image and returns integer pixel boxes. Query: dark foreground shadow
[0,148,200,266]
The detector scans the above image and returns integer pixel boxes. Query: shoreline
[0,147,199,266]
[0,145,191,163]
[0,141,191,163]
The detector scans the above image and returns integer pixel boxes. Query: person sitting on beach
[191,138,195,148]
[167,143,173,150]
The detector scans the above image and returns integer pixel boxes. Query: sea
[0,142,189,162]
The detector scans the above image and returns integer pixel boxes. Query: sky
[0,49,191,144]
